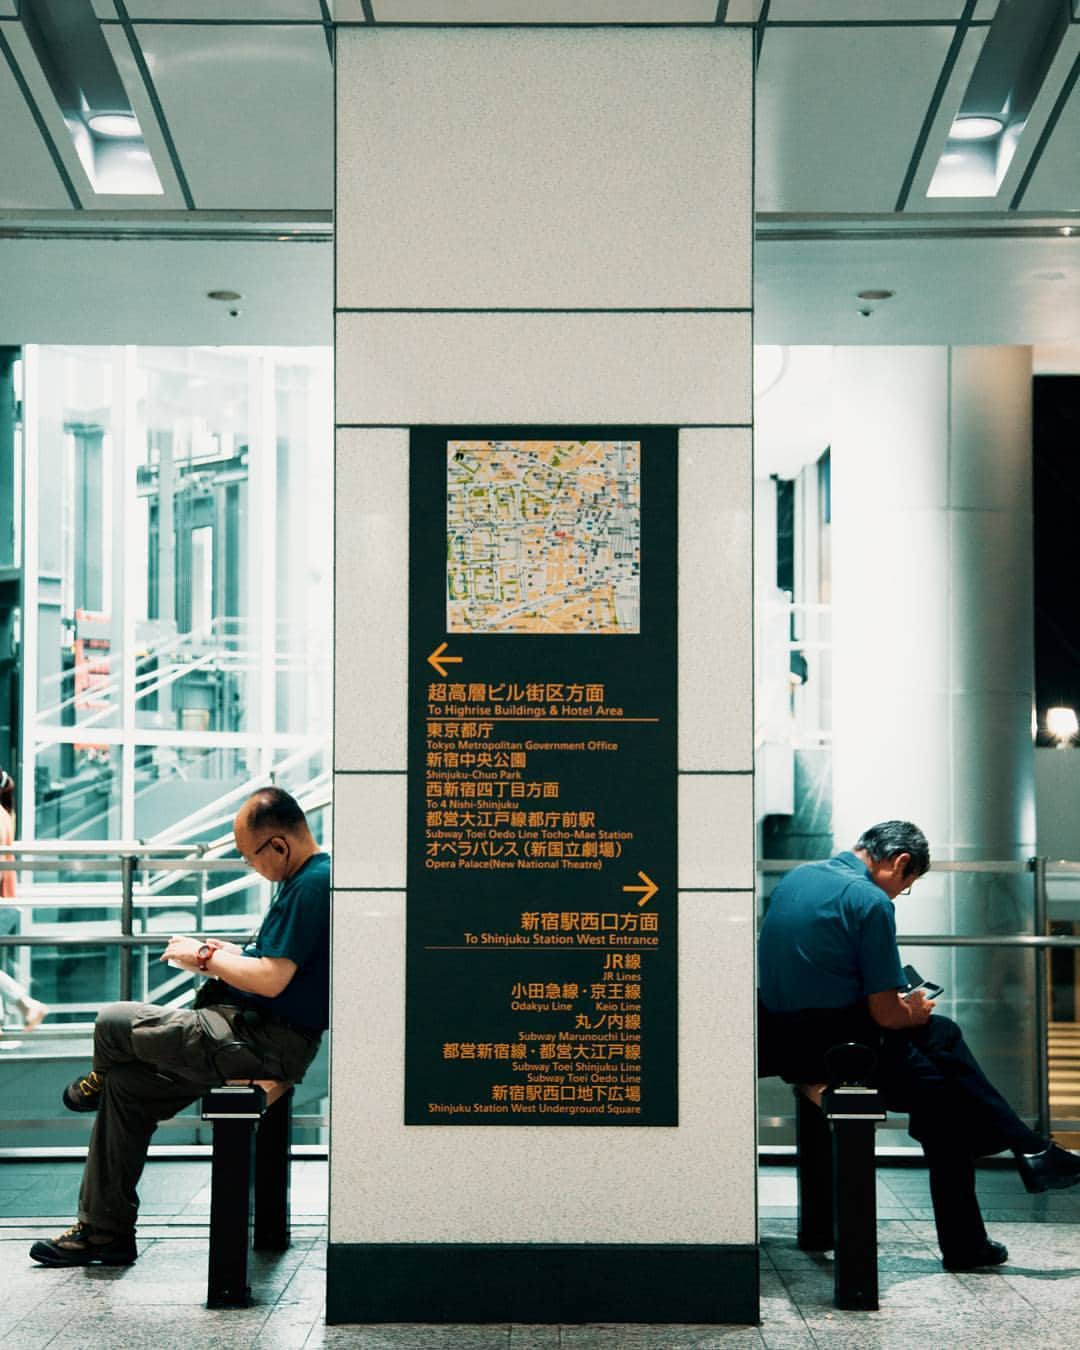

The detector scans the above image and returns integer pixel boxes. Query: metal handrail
[0,934,247,947]
[758,858,1037,874]
[2,842,206,856]
[0,850,258,1001]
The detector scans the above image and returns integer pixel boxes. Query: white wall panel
[679,429,752,773]
[137,24,331,209]
[949,514,1033,697]
[333,772,407,889]
[330,891,756,1245]
[678,775,754,890]
[336,312,752,426]
[338,28,749,310]
[335,429,409,772]
[948,347,1032,512]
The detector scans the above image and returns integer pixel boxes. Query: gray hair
[854,820,930,880]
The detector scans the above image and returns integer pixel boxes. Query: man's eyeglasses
[244,835,283,866]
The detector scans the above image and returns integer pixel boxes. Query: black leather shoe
[941,1238,1008,1272]
[1018,1142,1080,1194]
[29,1222,136,1267]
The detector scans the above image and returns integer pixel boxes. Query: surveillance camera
[228,308,240,318]
[858,306,872,318]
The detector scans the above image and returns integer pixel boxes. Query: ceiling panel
[119,1,324,17]
[756,27,954,213]
[136,24,332,209]
[366,0,716,20]
[766,1,1000,19]
[0,237,332,345]
[767,1,968,19]
[756,235,1080,346]
[0,26,75,208]
[724,0,763,19]
[1019,66,1080,211]
[0,2,15,16]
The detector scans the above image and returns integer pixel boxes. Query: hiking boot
[62,1069,105,1113]
[29,1222,136,1268]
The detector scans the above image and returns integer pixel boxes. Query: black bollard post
[795,1087,834,1252]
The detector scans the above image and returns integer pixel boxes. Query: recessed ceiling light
[949,115,1004,141]
[206,290,243,302]
[856,289,895,301]
[87,112,142,140]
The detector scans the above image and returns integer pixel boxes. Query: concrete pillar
[330,24,756,1327]
[831,346,1036,1112]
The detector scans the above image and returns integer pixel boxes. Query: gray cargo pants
[78,1000,320,1235]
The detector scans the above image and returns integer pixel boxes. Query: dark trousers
[874,1016,1044,1257]
[78,1001,320,1235]
[761,1006,1045,1259]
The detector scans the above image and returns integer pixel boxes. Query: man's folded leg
[31,1061,201,1268]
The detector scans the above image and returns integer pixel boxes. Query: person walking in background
[0,769,47,1034]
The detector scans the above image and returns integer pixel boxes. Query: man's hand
[160,935,203,971]
[902,988,935,1025]
[159,936,295,998]
[868,987,935,1029]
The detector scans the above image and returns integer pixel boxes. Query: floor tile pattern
[1,1161,1080,1347]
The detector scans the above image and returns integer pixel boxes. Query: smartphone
[903,980,944,1001]
[902,963,943,1000]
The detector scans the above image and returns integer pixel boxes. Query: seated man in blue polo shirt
[29,786,330,1269]
[759,819,1080,1272]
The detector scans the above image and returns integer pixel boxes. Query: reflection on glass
[34,745,121,842]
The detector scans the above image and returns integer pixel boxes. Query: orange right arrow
[623,871,659,906]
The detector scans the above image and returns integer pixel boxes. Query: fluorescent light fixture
[87,112,141,140]
[927,0,1068,200]
[949,115,1004,141]
[20,0,162,196]
[1047,706,1079,745]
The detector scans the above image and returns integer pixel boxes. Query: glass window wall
[0,346,332,1144]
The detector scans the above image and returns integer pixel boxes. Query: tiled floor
[3,1160,1080,1347]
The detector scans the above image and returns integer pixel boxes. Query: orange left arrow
[623,871,659,907]
[428,641,463,678]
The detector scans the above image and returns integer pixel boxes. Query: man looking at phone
[28,786,330,1269]
[759,819,1080,1271]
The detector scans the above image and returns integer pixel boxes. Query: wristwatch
[196,943,214,973]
